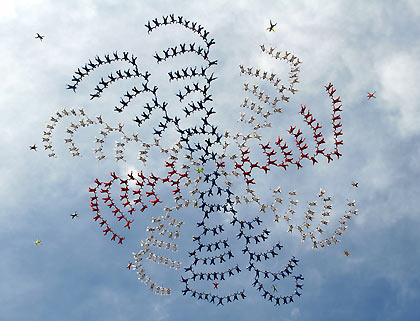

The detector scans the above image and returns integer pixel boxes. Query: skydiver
[129,54,137,65]
[291,256,299,265]
[107,73,116,82]
[34,239,42,245]
[262,290,269,299]
[328,87,337,96]
[94,55,104,65]
[267,20,277,32]
[84,60,95,70]
[207,73,217,84]
[367,91,376,100]
[119,98,128,108]
[115,70,124,79]
[145,21,153,33]
[29,144,37,151]
[176,91,184,101]
[347,199,356,207]
[325,82,333,91]
[351,181,359,188]
[121,51,129,61]
[282,51,291,60]
[332,96,341,104]
[35,33,44,41]
[209,60,218,66]
[333,105,343,113]
[206,38,215,47]
[70,211,78,219]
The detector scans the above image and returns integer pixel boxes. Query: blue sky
[1,0,420,320]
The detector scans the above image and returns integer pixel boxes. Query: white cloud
[377,51,420,137]
[291,307,301,318]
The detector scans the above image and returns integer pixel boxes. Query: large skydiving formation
[39,15,360,306]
